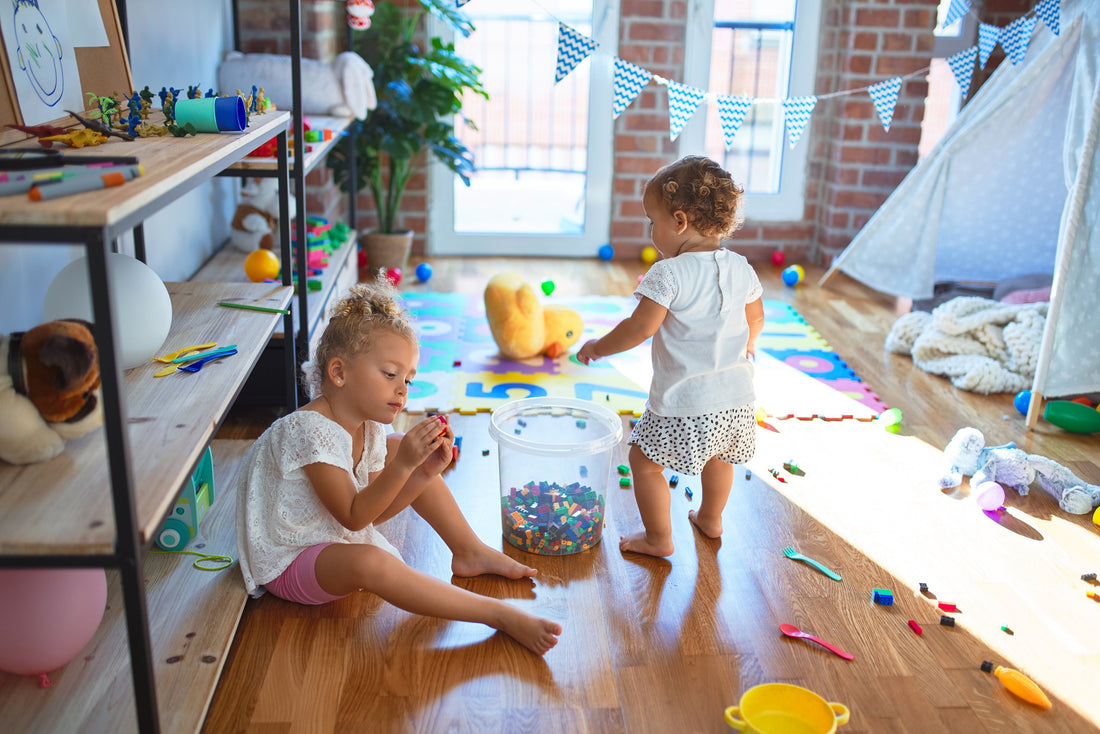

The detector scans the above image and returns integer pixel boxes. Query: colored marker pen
[0,170,76,197]
[28,164,144,201]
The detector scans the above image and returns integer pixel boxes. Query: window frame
[677,0,822,221]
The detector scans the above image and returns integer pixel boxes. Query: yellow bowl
[725,683,850,734]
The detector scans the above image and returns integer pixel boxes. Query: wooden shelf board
[0,110,290,230]
[0,440,251,734]
[0,283,290,556]
[192,227,358,340]
[227,114,353,176]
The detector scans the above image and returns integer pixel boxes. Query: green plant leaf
[327,0,486,234]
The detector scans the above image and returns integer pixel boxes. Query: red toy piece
[907,619,923,635]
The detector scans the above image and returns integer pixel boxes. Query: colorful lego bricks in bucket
[501,481,604,554]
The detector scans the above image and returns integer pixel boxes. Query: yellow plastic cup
[725,683,850,734]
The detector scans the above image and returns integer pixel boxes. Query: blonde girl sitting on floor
[236,277,561,655]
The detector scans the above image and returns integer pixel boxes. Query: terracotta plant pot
[359,230,413,280]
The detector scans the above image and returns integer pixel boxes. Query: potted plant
[328,0,487,275]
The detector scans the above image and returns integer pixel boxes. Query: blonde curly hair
[300,274,416,399]
[646,156,745,238]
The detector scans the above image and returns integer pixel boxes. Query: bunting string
[457,0,1061,148]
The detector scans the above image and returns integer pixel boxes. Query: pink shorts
[264,543,349,605]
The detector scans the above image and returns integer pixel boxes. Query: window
[428,1,618,256]
[919,0,979,158]
[678,0,821,220]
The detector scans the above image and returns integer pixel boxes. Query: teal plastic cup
[173,96,246,133]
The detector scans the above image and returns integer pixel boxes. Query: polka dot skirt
[629,404,756,476]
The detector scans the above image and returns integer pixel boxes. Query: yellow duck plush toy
[484,273,583,360]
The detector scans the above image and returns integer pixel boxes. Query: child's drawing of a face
[13,0,63,106]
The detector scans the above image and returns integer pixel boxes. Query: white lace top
[635,248,763,416]
[235,410,401,597]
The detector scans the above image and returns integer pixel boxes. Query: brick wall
[611,0,938,266]
[237,0,347,225]
[237,0,1035,266]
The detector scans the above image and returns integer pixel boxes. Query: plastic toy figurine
[39,129,108,148]
[66,109,133,141]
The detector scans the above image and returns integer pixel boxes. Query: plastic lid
[488,397,623,457]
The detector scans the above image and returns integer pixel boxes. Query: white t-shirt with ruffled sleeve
[635,248,763,417]
[235,409,402,597]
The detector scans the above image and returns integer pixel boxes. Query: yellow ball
[244,249,280,283]
[641,246,658,264]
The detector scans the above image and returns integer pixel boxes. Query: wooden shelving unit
[0,110,294,734]
[198,114,360,362]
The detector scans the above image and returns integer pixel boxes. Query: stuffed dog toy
[940,426,1100,515]
[0,319,103,465]
[484,273,583,360]
[229,177,295,255]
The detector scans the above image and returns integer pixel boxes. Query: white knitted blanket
[885,297,1047,394]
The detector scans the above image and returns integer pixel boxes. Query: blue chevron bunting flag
[716,96,753,147]
[782,96,816,149]
[942,0,971,28]
[613,58,652,118]
[667,81,706,141]
[1035,0,1060,36]
[867,77,902,132]
[555,24,599,83]
[946,46,977,97]
[456,0,471,6]
[1001,14,1036,65]
[978,23,1000,68]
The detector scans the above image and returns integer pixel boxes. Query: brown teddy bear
[0,319,103,465]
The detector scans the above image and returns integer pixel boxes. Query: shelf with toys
[0,104,295,734]
[194,113,362,397]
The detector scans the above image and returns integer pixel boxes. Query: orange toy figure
[981,661,1052,709]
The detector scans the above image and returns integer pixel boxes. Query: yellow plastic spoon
[153,342,216,363]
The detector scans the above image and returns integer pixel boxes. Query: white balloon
[43,253,173,370]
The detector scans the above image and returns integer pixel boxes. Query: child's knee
[629,444,663,474]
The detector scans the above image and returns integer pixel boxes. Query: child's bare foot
[688,509,723,538]
[497,606,562,655]
[452,543,537,579]
[619,530,674,557]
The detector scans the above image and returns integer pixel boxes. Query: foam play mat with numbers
[400,293,887,420]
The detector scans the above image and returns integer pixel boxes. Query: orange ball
[244,249,280,283]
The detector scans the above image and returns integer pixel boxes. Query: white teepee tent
[823,0,1100,425]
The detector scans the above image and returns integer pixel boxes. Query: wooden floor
[204,257,1100,733]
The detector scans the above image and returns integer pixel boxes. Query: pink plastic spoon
[779,623,854,660]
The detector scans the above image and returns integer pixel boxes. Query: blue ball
[598,244,614,261]
[1014,390,1031,415]
[415,262,433,283]
[781,266,802,286]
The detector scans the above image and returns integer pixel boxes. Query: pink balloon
[0,568,107,676]
[974,481,1006,512]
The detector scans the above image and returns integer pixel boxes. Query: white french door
[428,0,618,256]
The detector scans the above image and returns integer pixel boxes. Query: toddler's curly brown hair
[646,156,745,238]
[301,274,416,398]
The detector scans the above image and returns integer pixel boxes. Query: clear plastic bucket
[488,397,623,555]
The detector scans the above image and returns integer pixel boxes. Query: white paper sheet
[1,0,89,125]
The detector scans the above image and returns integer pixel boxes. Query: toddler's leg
[620,444,675,557]
[314,543,561,655]
[689,457,733,539]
